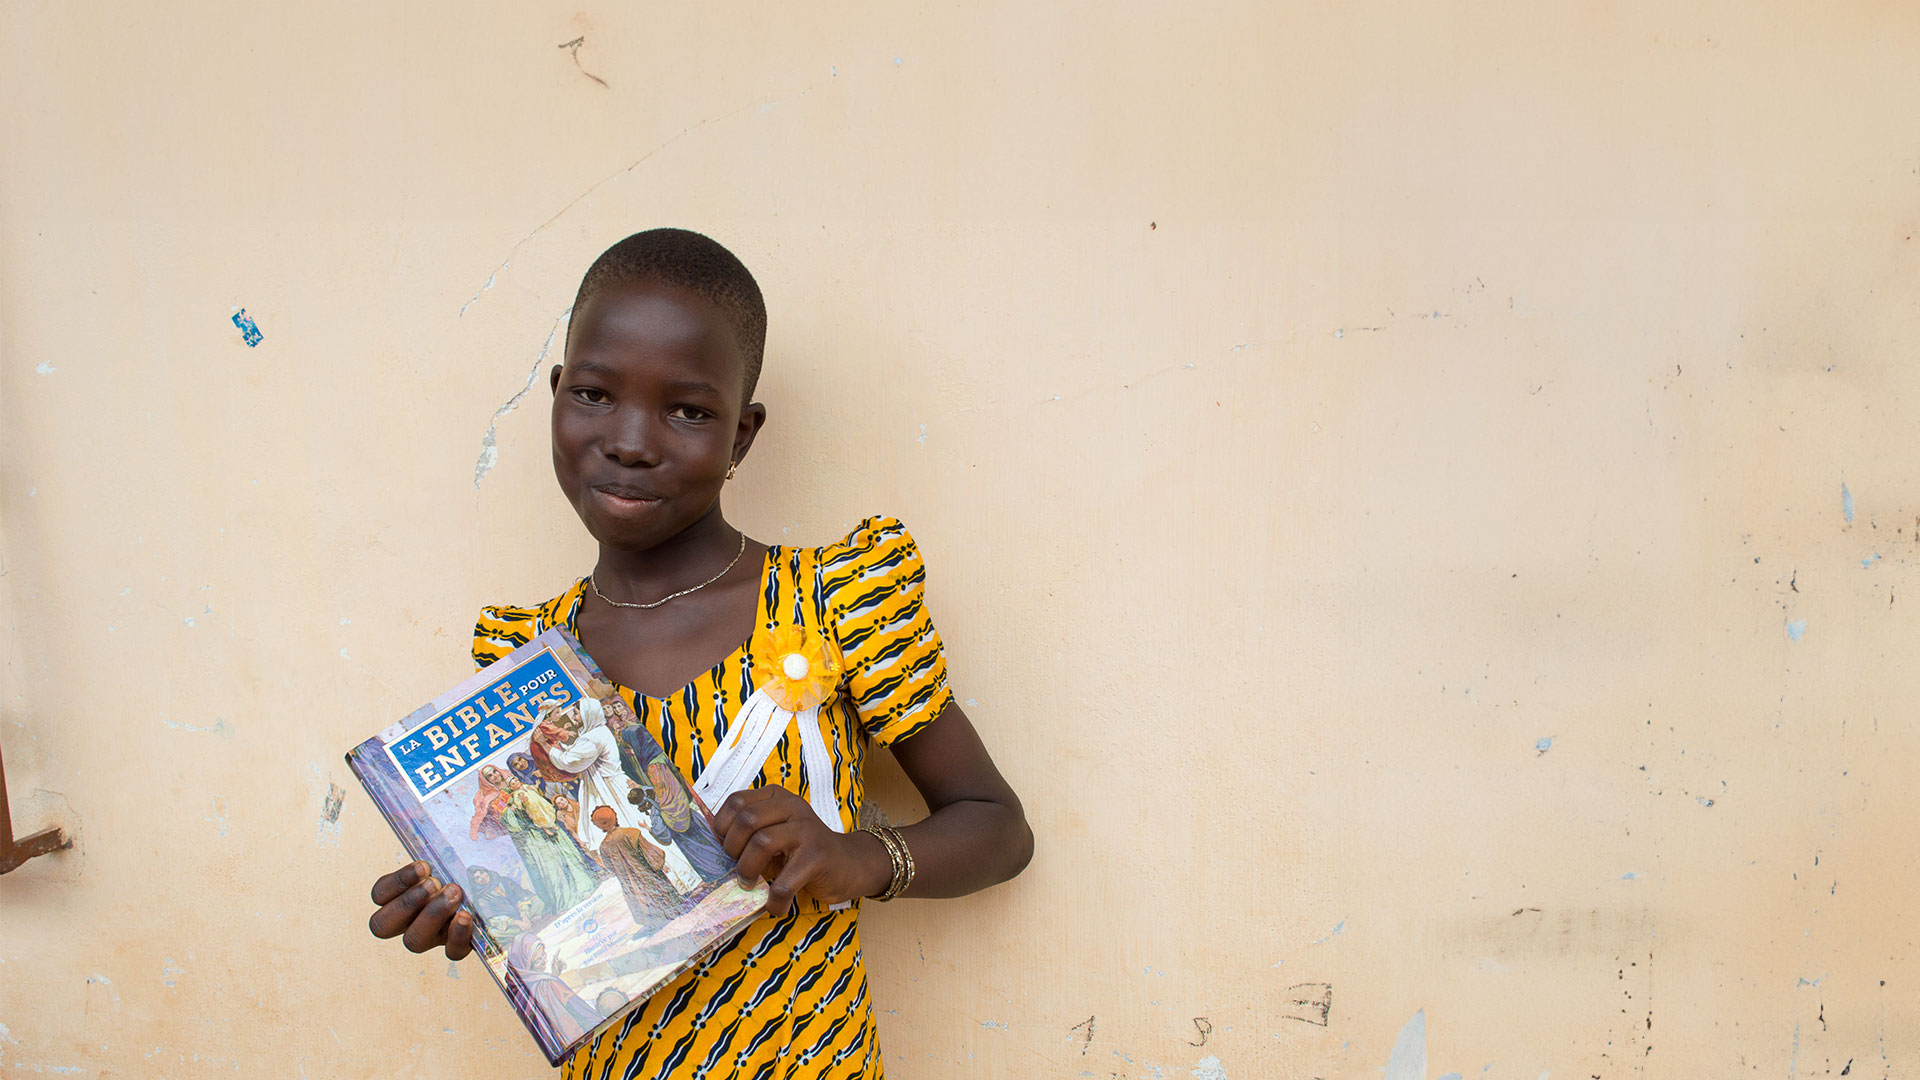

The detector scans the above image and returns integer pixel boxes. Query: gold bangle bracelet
[875,824,914,901]
[861,826,908,901]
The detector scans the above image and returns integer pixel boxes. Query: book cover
[346,627,769,1065]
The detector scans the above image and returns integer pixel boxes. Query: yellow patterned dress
[472,516,952,1080]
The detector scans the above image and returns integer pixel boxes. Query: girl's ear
[732,401,769,464]
[550,364,564,393]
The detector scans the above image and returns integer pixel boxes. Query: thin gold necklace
[589,531,748,610]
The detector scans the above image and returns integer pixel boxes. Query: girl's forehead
[568,279,746,382]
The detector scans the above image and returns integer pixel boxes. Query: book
[346,627,769,1065]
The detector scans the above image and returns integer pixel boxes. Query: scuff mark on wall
[558,37,609,88]
[34,361,55,374]
[1842,483,1854,524]
[1067,1015,1094,1054]
[475,307,571,488]
[1282,982,1332,1026]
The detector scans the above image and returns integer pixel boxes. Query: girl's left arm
[714,702,1033,911]
[872,701,1033,897]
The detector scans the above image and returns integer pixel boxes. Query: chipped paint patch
[1842,483,1854,523]
[1312,919,1347,945]
[207,795,230,837]
[978,1020,1008,1030]
[312,765,346,847]
[1190,1054,1228,1080]
[34,361,55,375]
[231,308,263,347]
[1786,618,1808,642]
[162,957,184,988]
[160,717,234,740]
[1385,1010,1426,1080]
[1535,736,1554,755]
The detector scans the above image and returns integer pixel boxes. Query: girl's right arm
[369,861,475,960]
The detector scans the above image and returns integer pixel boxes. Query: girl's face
[550,277,766,553]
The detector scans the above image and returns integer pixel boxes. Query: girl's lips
[592,487,662,511]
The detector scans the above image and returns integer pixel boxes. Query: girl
[367,228,1034,1078]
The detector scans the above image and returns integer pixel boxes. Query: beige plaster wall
[4,2,1918,1076]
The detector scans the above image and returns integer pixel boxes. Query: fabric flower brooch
[751,624,843,711]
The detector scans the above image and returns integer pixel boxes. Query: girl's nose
[605,408,662,467]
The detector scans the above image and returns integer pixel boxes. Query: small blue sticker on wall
[231,308,263,347]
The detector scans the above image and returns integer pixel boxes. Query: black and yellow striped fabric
[472,516,952,1079]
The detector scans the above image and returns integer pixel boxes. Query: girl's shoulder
[808,514,930,598]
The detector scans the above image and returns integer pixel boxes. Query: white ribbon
[693,688,844,838]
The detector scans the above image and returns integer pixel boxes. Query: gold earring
[726,462,739,481]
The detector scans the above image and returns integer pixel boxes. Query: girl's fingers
[721,795,799,858]
[369,875,441,939]
[371,861,427,906]
[764,849,821,915]
[445,910,476,961]
[401,884,464,954]
[733,822,804,882]
[713,786,782,838]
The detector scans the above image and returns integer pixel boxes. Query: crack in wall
[474,307,571,489]
[457,89,811,318]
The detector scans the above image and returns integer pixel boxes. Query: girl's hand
[368,861,475,960]
[714,787,891,914]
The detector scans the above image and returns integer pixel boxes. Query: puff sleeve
[472,603,538,669]
[819,516,955,745]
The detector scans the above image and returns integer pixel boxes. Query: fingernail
[445,885,463,903]
[411,861,428,880]
[454,912,471,926]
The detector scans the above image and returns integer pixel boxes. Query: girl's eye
[572,387,610,405]
[668,405,711,421]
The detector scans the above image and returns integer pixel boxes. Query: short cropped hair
[570,228,768,401]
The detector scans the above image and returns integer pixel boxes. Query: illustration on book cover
[348,628,767,1063]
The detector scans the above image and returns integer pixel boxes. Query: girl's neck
[591,503,743,597]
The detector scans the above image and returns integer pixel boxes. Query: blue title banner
[387,648,581,799]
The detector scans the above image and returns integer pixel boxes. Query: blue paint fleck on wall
[1842,483,1854,523]
[1861,552,1881,569]
[1535,736,1553,755]
[231,308,263,347]
[1786,618,1807,642]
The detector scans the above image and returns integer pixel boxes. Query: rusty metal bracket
[1,738,68,874]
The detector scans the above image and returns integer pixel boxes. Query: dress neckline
[559,547,777,704]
